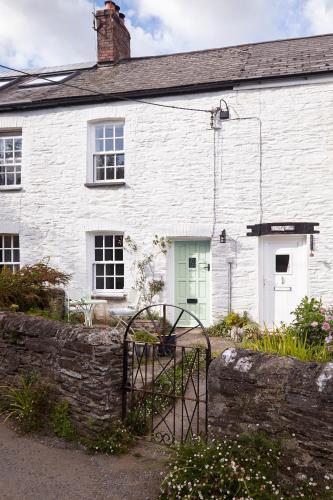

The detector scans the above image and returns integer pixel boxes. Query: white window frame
[92,233,125,293]
[0,131,22,187]
[0,234,20,273]
[89,122,125,184]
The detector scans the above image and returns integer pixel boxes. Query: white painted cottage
[1,1,333,327]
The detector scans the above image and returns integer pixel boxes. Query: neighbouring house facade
[1,1,333,327]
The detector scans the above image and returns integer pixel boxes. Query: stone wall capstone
[208,348,333,472]
[0,312,124,435]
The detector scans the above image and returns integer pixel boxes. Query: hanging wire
[0,62,212,115]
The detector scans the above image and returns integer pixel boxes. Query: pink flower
[320,308,326,314]
[326,315,333,321]
[311,321,318,328]
[322,322,331,332]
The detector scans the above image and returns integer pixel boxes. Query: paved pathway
[0,422,168,500]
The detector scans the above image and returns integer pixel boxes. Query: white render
[1,75,333,324]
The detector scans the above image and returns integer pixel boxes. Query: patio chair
[108,289,140,332]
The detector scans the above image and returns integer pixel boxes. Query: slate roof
[0,33,333,111]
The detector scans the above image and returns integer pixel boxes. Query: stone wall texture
[0,313,124,434]
[208,348,333,471]
[2,78,333,325]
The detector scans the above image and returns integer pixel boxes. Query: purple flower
[325,335,333,344]
[322,322,331,332]
[311,321,318,328]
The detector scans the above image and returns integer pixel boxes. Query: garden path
[0,421,168,500]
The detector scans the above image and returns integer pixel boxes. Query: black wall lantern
[220,229,226,244]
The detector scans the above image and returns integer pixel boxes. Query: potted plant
[132,330,159,359]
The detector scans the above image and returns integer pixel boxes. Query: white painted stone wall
[1,77,333,324]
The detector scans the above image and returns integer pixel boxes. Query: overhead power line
[0,62,212,114]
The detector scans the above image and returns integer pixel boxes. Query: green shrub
[82,421,135,455]
[0,261,70,312]
[291,296,333,346]
[242,321,262,340]
[160,434,333,499]
[244,324,332,362]
[51,402,77,441]
[132,330,159,343]
[206,311,251,338]
[1,373,52,432]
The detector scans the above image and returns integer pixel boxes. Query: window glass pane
[116,277,124,289]
[95,155,104,167]
[4,236,11,248]
[116,264,124,275]
[96,264,104,276]
[7,174,14,185]
[4,250,11,261]
[116,168,124,179]
[189,258,196,269]
[115,125,123,137]
[105,139,114,151]
[95,236,103,247]
[116,154,124,166]
[13,250,19,262]
[16,173,21,185]
[13,235,19,247]
[96,277,104,289]
[105,249,113,261]
[115,138,123,150]
[95,249,103,261]
[106,155,114,166]
[106,277,115,290]
[276,254,290,273]
[105,235,113,247]
[105,127,114,138]
[95,139,104,152]
[115,249,123,261]
[95,126,104,139]
[96,169,105,181]
[14,138,22,151]
[115,235,123,247]
[105,264,114,275]
[106,168,115,180]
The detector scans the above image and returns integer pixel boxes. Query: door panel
[174,241,211,327]
[262,236,307,328]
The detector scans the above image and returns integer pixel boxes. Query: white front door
[262,236,307,328]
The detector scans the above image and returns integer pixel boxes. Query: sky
[0,0,333,70]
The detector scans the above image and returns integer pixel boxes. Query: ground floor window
[93,234,124,291]
[0,234,20,272]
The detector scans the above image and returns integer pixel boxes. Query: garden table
[69,298,107,327]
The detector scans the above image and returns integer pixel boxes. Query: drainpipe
[227,258,233,313]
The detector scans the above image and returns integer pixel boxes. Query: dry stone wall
[0,312,124,434]
[208,348,333,472]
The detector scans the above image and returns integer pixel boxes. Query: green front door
[174,241,211,327]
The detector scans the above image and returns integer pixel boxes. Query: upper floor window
[93,234,124,292]
[0,234,20,273]
[93,123,124,182]
[0,132,22,186]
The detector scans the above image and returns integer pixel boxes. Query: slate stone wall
[0,312,124,435]
[208,348,333,471]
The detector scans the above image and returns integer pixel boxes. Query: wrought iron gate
[122,304,211,444]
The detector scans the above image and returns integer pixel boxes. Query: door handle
[203,264,210,271]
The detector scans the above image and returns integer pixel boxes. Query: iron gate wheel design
[122,304,211,444]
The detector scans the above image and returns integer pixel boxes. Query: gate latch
[203,264,210,271]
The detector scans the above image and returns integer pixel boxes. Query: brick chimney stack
[96,1,131,64]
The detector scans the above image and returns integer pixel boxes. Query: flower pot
[157,334,177,357]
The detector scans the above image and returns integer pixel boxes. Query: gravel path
[0,423,168,500]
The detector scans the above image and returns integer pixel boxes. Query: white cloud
[127,0,305,56]
[0,0,96,69]
[303,0,333,34]
[0,0,332,70]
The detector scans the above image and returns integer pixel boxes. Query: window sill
[85,182,125,188]
[91,293,126,300]
[0,186,23,192]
